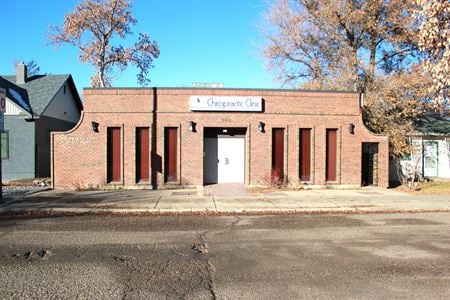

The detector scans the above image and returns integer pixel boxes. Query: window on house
[401,138,412,161]
[401,153,411,161]
[1,131,9,159]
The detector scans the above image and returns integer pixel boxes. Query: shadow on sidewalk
[1,189,162,211]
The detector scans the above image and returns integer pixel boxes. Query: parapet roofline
[83,86,358,94]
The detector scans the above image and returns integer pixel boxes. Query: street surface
[0,213,449,299]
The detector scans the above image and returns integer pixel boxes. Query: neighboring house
[391,115,450,182]
[0,63,82,180]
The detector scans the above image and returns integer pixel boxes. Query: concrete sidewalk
[1,185,450,215]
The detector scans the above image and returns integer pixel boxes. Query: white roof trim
[5,97,31,116]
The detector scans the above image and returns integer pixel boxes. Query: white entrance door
[218,137,245,183]
[423,141,438,177]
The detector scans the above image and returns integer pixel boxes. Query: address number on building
[190,96,263,112]
[0,88,5,113]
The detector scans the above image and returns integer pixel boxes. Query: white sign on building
[189,96,263,112]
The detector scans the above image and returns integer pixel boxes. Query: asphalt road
[0,213,449,299]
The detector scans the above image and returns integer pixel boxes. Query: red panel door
[165,128,177,182]
[326,129,337,181]
[107,127,121,182]
[272,128,284,181]
[136,128,150,182]
[300,129,311,181]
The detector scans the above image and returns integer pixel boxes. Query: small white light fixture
[258,121,265,133]
[223,129,228,133]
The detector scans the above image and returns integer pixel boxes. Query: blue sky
[0,0,279,91]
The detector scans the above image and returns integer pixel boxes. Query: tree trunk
[351,45,359,91]
[99,68,105,87]
[368,21,378,87]
[99,35,107,87]
[369,46,375,85]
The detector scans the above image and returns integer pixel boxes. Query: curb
[1,207,450,217]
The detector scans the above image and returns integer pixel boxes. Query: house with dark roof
[0,63,82,180]
[390,114,450,182]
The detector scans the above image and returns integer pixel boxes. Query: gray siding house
[0,64,82,180]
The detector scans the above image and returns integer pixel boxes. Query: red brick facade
[51,88,389,190]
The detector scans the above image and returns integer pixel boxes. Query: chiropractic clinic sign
[189,95,263,112]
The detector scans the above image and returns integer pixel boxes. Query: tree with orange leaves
[416,0,450,111]
[261,0,435,157]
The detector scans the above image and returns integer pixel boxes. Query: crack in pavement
[153,196,162,209]
[206,260,218,300]
[113,239,219,300]
[212,197,217,210]
[112,255,137,300]
[265,197,279,208]
[197,231,218,300]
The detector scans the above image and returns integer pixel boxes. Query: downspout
[421,137,424,178]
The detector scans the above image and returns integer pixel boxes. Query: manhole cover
[172,191,197,196]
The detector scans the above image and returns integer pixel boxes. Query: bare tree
[13,60,41,76]
[262,0,420,91]
[48,0,159,87]
[261,0,432,157]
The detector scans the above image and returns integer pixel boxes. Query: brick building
[51,88,389,190]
